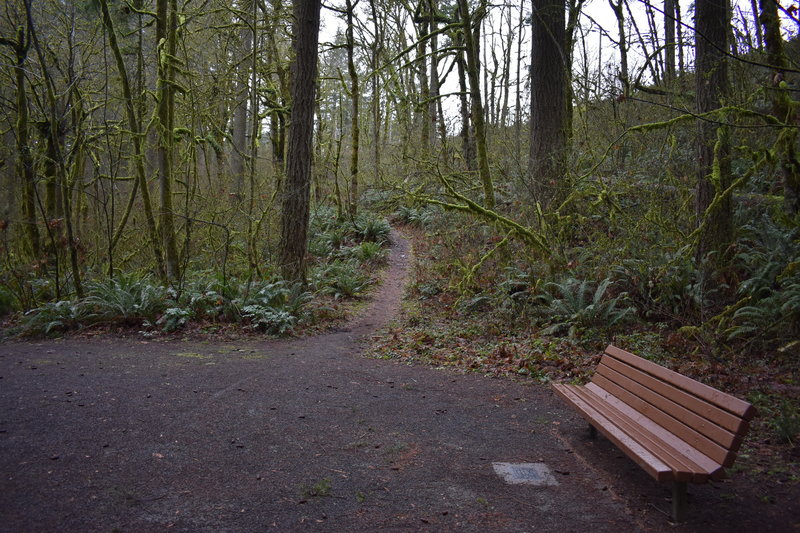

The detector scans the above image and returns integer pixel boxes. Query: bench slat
[552,383,674,482]
[592,371,733,466]
[599,356,745,438]
[604,345,757,420]
[592,365,747,463]
[584,383,726,481]
[568,384,703,482]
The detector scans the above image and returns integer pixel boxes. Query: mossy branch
[411,172,550,255]
[454,231,512,296]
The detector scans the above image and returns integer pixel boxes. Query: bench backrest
[591,345,756,468]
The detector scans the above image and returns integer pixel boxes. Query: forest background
[0,0,798,464]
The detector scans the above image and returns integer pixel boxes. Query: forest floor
[1,231,798,532]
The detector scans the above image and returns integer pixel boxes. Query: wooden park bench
[552,345,756,522]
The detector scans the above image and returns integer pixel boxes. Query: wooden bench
[552,345,756,522]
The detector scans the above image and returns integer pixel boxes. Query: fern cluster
[725,216,800,348]
[531,278,635,337]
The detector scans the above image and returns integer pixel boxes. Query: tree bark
[664,0,677,82]
[279,0,321,282]
[695,0,732,261]
[529,0,568,207]
[100,0,164,278]
[230,0,254,200]
[345,0,360,216]
[369,0,383,184]
[760,0,800,215]
[454,14,476,171]
[156,0,181,281]
[457,0,494,208]
[608,0,628,94]
[4,27,41,259]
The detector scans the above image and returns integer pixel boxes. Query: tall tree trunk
[345,0,360,216]
[514,0,525,159]
[455,16,476,171]
[760,0,800,214]
[247,0,261,276]
[24,0,84,296]
[416,13,431,149]
[230,1,254,200]
[429,0,443,146]
[529,0,568,207]
[369,0,383,184]
[676,0,685,74]
[664,0,677,82]
[695,0,732,261]
[458,0,494,208]
[609,0,628,94]
[279,0,321,282]
[267,0,288,178]
[156,0,180,281]
[499,6,513,128]
[2,27,41,259]
[751,0,764,49]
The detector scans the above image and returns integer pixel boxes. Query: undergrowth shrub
[611,251,706,324]
[241,306,297,335]
[395,205,437,228]
[238,280,313,334]
[13,210,391,336]
[19,300,78,336]
[0,285,16,316]
[531,277,635,337]
[184,278,241,322]
[312,259,371,299]
[156,307,191,332]
[724,215,800,347]
[78,274,168,324]
[355,214,391,244]
[349,241,387,264]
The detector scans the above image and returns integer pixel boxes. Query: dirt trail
[0,232,793,532]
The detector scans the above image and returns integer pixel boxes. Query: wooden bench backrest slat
[605,346,757,420]
[577,384,715,481]
[598,357,744,439]
[592,372,733,466]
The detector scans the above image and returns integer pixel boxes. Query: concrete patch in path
[492,462,559,486]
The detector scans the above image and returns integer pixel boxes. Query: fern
[19,300,79,336]
[726,215,800,346]
[534,277,634,337]
[241,306,296,335]
[77,275,168,324]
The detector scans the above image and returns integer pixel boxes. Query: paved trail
[0,233,778,532]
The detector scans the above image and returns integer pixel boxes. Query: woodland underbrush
[375,196,799,482]
[0,208,392,339]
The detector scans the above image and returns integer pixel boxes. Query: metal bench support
[672,482,687,523]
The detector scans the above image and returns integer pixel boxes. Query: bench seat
[552,345,756,521]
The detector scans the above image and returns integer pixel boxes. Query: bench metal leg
[672,482,688,522]
[588,424,598,439]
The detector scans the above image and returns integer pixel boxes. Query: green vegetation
[11,211,391,337]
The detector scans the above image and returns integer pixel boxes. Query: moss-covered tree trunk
[156,0,181,282]
[760,0,800,216]
[457,0,494,208]
[694,0,732,262]
[1,28,41,260]
[345,0,360,217]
